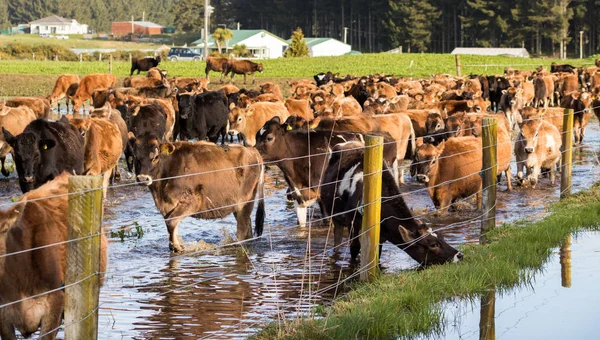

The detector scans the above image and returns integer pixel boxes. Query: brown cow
[89,106,129,181]
[363,97,391,115]
[255,93,282,103]
[259,82,283,101]
[0,173,108,340]
[515,119,561,187]
[218,84,240,96]
[123,72,167,88]
[284,98,314,121]
[404,109,443,137]
[72,74,117,113]
[227,60,264,84]
[171,77,209,92]
[205,56,231,83]
[560,91,593,144]
[4,97,51,119]
[121,96,176,141]
[410,137,483,214]
[47,74,79,111]
[67,117,123,197]
[331,96,363,118]
[229,101,290,146]
[0,106,37,176]
[138,142,265,252]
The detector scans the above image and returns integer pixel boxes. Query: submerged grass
[255,183,600,339]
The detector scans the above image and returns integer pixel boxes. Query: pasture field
[0,34,160,50]
[0,53,596,79]
[256,184,600,339]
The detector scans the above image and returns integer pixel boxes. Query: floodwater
[425,230,600,340]
[0,115,599,339]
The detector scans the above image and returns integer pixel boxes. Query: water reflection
[478,289,495,340]
[560,235,572,288]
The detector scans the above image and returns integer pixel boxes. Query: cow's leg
[530,166,541,188]
[39,292,63,340]
[101,169,112,198]
[234,201,254,241]
[516,158,526,185]
[252,73,256,84]
[476,190,482,210]
[243,73,247,85]
[333,220,344,249]
[437,192,451,215]
[349,218,362,261]
[113,164,121,182]
[294,201,308,227]
[505,167,512,191]
[165,218,184,253]
[550,166,557,185]
[0,156,8,177]
[0,317,16,340]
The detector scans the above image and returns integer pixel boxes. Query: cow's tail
[254,161,265,237]
[407,117,417,160]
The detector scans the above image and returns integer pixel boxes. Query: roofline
[193,29,288,46]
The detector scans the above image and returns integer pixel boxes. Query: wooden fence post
[561,108,574,198]
[109,55,113,74]
[479,289,496,340]
[65,175,103,340]
[129,53,132,64]
[455,54,462,77]
[99,53,102,62]
[480,118,497,243]
[80,54,83,63]
[361,135,383,281]
[560,235,572,288]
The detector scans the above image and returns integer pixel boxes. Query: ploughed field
[0,117,598,338]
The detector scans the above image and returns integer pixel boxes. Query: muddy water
[0,115,599,339]
[424,230,600,340]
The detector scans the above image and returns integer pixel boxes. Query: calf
[515,119,561,187]
[498,87,524,130]
[68,117,123,197]
[205,56,231,83]
[137,142,265,252]
[0,107,37,176]
[229,101,290,146]
[4,97,51,119]
[72,74,117,113]
[90,107,129,180]
[3,117,84,193]
[131,56,161,75]
[410,137,483,214]
[320,143,462,264]
[227,60,264,84]
[0,173,108,340]
[47,74,79,111]
[176,91,229,143]
[171,77,209,92]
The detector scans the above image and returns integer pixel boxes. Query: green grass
[0,34,161,50]
[254,183,600,339]
[0,53,596,79]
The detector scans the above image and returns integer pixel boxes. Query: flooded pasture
[424,230,600,340]
[0,114,599,339]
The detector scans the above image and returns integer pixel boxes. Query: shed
[192,29,288,59]
[29,15,88,35]
[285,37,351,57]
[451,47,530,58]
[112,21,164,36]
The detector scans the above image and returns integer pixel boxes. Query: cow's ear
[39,139,56,151]
[160,143,175,155]
[467,100,474,108]
[270,116,281,124]
[229,102,236,110]
[246,107,255,116]
[2,127,15,147]
[59,115,70,125]
[0,205,21,234]
[398,225,415,242]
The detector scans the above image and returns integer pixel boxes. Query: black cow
[488,76,510,112]
[3,117,84,193]
[320,143,462,265]
[127,102,168,178]
[130,56,161,76]
[345,83,369,108]
[550,62,576,73]
[177,91,229,144]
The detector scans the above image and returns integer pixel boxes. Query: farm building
[192,29,289,59]
[286,37,352,57]
[451,47,530,58]
[112,21,164,36]
[28,15,88,35]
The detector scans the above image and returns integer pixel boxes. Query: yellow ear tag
[286,124,293,131]
[160,144,173,155]
[43,144,47,150]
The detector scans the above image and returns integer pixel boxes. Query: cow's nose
[454,252,464,263]
[23,176,34,183]
[416,174,429,183]
[426,136,435,143]
[136,175,153,186]
[525,147,534,154]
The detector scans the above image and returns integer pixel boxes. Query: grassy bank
[255,183,600,339]
[0,54,596,79]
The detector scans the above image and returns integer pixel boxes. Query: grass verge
[254,183,600,339]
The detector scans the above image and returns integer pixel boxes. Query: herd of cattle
[1,56,599,338]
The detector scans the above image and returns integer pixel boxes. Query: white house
[29,15,88,35]
[286,37,352,57]
[192,29,289,59]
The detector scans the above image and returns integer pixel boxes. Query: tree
[0,0,8,28]
[385,0,440,52]
[212,28,233,54]
[171,0,205,32]
[284,27,310,57]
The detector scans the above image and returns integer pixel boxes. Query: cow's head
[394,220,463,266]
[129,132,161,185]
[445,115,464,139]
[424,112,445,145]
[410,142,444,184]
[518,119,543,154]
[176,93,194,120]
[257,63,264,73]
[363,96,389,115]
[3,127,57,193]
[228,106,250,137]
[255,117,287,161]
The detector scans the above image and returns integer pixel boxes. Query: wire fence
[0,88,598,339]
